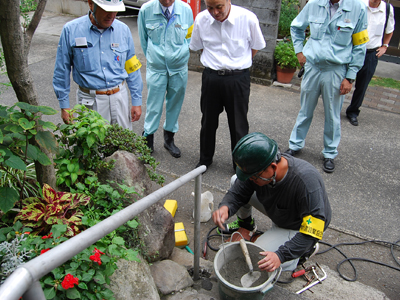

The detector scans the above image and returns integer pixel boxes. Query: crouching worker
[212,132,332,272]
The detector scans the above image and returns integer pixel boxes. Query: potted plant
[274,39,301,83]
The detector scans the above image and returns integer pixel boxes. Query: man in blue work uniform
[138,0,193,157]
[285,0,369,173]
[53,0,143,129]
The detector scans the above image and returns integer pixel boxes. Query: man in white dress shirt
[189,0,266,172]
[346,0,395,126]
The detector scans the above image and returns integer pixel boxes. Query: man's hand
[212,206,229,231]
[131,106,142,122]
[376,46,387,58]
[258,251,281,272]
[296,52,306,67]
[340,79,353,95]
[61,108,72,124]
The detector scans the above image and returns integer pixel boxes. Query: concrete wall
[188,0,281,85]
[46,0,88,16]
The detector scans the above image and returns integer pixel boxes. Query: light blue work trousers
[143,69,188,136]
[229,176,299,271]
[289,62,346,159]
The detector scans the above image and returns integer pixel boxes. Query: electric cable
[317,239,400,282]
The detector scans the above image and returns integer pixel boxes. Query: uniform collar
[155,0,182,16]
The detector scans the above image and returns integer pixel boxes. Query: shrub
[274,39,301,69]
[278,0,300,38]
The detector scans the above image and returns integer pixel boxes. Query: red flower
[41,232,53,240]
[93,248,105,255]
[89,253,102,265]
[61,274,79,289]
[40,248,50,255]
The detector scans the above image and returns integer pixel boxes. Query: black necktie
[164,9,170,20]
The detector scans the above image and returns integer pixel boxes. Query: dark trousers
[346,50,379,118]
[199,68,250,165]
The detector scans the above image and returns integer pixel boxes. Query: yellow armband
[125,55,142,74]
[186,24,194,39]
[352,29,369,46]
[299,215,325,240]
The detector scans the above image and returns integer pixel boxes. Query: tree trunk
[0,0,56,188]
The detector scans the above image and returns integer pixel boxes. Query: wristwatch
[382,44,389,48]
[346,78,355,84]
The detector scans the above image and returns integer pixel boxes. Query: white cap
[92,0,125,12]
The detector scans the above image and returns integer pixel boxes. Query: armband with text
[299,215,325,240]
[352,29,369,46]
[186,24,194,39]
[125,55,142,74]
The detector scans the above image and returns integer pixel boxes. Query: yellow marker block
[174,222,188,247]
[164,200,178,217]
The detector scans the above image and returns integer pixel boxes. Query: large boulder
[137,202,175,263]
[150,260,194,295]
[108,255,160,300]
[99,150,155,204]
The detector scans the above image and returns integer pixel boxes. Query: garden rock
[99,150,155,204]
[161,287,216,300]
[108,255,160,300]
[137,202,175,263]
[169,247,214,275]
[150,259,194,295]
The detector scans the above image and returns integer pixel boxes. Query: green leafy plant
[274,39,301,70]
[0,103,59,213]
[14,184,90,237]
[1,223,140,299]
[0,162,39,199]
[278,0,299,38]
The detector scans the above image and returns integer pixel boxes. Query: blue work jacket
[53,13,143,108]
[138,0,193,75]
[291,0,368,79]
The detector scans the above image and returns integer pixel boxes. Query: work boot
[217,216,255,235]
[142,131,154,153]
[164,130,181,158]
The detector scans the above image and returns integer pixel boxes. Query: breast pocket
[334,21,355,46]
[308,16,326,40]
[111,45,129,68]
[230,38,246,58]
[73,42,95,72]
[146,22,164,45]
[173,24,189,45]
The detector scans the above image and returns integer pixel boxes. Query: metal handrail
[0,166,206,300]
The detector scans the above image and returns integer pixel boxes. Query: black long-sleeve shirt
[220,154,332,263]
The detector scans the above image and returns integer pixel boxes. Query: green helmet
[233,132,278,181]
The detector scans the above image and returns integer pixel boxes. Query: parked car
[123,0,150,9]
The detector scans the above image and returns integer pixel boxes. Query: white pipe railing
[0,166,206,300]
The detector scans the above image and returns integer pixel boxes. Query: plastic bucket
[214,241,281,300]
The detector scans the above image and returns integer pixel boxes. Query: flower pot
[276,65,296,84]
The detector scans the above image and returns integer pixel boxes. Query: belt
[79,82,124,95]
[205,67,249,76]
[367,47,379,53]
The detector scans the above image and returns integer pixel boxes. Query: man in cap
[138,0,193,157]
[212,132,332,271]
[53,0,143,129]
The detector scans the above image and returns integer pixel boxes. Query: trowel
[239,239,261,288]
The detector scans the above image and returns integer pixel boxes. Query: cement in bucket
[214,241,281,300]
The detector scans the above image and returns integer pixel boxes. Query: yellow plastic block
[164,199,178,217]
[174,222,188,247]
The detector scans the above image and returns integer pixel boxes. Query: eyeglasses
[250,168,275,182]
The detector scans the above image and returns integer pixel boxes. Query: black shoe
[216,216,255,235]
[284,148,301,156]
[323,158,335,173]
[163,130,181,158]
[142,131,154,153]
[347,115,358,126]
